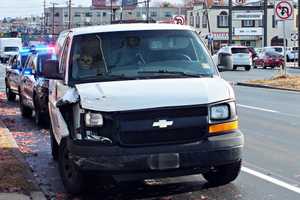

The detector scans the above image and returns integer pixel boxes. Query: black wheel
[245,66,251,71]
[5,82,16,101]
[233,66,237,71]
[34,95,48,126]
[50,124,59,161]
[203,160,242,186]
[19,93,32,118]
[59,139,85,194]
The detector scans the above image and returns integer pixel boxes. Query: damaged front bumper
[68,131,243,180]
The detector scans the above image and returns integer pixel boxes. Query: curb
[236,82,300,92]
[0,121,47,200]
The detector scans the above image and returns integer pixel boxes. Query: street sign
[291,32,298,41]
[232,12,263,20]
[275,0,294,21]
[174,15,185,25]
[234,28,263,36]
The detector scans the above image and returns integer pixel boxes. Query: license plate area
[148,153,180,170]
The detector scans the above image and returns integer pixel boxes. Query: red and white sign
[275,0,294,20]
[174,16,186,25]
[235,0,247,5]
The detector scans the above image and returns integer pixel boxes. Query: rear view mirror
[42,59,63,80]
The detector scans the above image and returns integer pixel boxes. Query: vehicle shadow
[73,178,241,200]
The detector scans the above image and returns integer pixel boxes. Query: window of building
[86,12,92,17]
[151,11,157,17]
[136,11,141,17]
[217,11,228,28]
[189,13,194,27]
[202,14,208,28]
[54,12,60,17]
[97,12,101,17]
[242,20,255,27]
[74,12,81,17]
[257,20,263,27]
[272,15,277,28]
[165,11,172,18]
[64,12,68,17]
[103,12,107,17]
[196,12,200,28]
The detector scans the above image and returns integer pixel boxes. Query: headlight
[210,105,229,120]
[85,112,103,127]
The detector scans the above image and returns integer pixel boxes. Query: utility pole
[51,3,58,36]
[263,0,268,47]
[43,0,46,35]
[228,0,233,45]
[110,0,113,24]
[146,0,150,23]
[68,0,72,29]
[204,0,213,53]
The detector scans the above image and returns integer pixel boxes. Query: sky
[0,0,183,18]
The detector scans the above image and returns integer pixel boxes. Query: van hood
[75,77,234,112]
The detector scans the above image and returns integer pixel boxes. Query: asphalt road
[1,64,300,199]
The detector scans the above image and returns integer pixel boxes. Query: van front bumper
[68,131,243,180]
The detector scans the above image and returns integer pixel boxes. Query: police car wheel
[19,93,32,117]
[50,124,59,161]
[59,139,86,194]
[203,160,242,186]
[5,84,16,101]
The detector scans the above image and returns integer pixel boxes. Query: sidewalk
[0,96,46,199]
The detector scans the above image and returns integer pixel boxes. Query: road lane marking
[242,167,300,194]
[237,104,279,113]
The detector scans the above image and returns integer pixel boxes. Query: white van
[42,24,243,194]
[0,38,22,63]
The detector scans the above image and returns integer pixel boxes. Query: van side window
[59,38,70,74]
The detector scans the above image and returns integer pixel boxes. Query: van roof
[70,23,193,36]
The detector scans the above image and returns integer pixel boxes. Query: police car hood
[75,77,234,112]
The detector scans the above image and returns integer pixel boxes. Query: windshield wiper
[138,70,210,78]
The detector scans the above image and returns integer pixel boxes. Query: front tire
[19,93,32,118]
[5,82,16,101]
[203,160,242,186]
[59,139,86,194]
[245,66,251,71]
[50,124,59,161]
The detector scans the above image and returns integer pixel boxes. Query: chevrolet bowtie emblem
[153,120,173,128]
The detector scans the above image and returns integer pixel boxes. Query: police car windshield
[70,30,216,82]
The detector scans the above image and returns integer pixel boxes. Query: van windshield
[4,47,19,52]
[70,30,216,82]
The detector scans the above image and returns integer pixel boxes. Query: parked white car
[263,46,284,56]
[0,38,22,63]
[212,46,252,71]
[286,47,298,62]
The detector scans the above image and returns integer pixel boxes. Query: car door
[7,55,20,92]
[21,55,36,108]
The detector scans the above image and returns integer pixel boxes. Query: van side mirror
[42,59,63,80]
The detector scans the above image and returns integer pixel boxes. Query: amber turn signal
[209,120,238,134]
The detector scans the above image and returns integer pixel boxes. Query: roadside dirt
[0,93,37,195]
[248,75,300,90]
